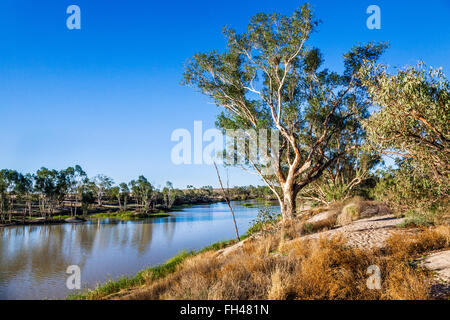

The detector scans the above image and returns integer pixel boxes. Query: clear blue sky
[0,0,449,189]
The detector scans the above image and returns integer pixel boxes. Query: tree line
[0,166,274,224]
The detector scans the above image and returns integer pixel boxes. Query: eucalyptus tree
[64,165,86,216]
[359,63,449,185]
[119,183,130,210]
[34,168,59,218]
[358,63,449,210]
[162,181,175,209]
[138,176,153,213]
[109,186,122,210]
[0,173,5,223]
[183,4,387,219]
[0,170,12,223]
[15,173,34,220]
[130,176,153,212]
[0,170,20,222]
[93,174,114,206]
[79,178,96,217]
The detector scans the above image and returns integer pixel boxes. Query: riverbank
[71,199,450,300]
[67,237,245,300]
[0,211,170,227]
[1,201,266,299]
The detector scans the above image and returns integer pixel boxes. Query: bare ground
[302,214,409,249]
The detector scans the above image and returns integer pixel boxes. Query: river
[0,200,278,299]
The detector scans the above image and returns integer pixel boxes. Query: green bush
[400,210,437,228]
[247,207,279,235]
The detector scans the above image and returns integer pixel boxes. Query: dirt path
[303,214,407,249]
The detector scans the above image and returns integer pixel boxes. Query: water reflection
[0,201,278,299]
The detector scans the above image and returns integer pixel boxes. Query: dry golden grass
[384,225,450,259]
[117,225,450,300]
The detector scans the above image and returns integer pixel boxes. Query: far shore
[0,198,275,228]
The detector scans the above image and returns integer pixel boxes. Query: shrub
[400,210,436,228]
[247,207,280,236]
[337,203,360,226]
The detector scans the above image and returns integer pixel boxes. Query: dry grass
[384,225,450,259]
[116,225,450,300]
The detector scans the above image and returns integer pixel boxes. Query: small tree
[0,170,16,223]
[15,173,34,221]
[65,165,86,216]
[130,176,153,213]
[359,63,449,211]
[109,186,122,210]
[162,181,176,209]
[93,174,114,206]
[80,180,96,218]
[119,183,130,210]
[34,168,59,218]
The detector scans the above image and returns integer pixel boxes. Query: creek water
[0,200,278,299]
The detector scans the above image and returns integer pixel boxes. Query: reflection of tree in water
[0,225,88,285]
[163,217,177,244]
[0,227,30,280]
[131,222,154,255]
[75,224,98,255]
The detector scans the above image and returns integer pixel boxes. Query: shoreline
[0,198,275,228]
[68,234,246,300]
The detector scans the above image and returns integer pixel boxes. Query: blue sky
[0,0,449,189]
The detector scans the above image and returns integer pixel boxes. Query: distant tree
[130,176,153,212]
[79,178,96,217]
[93,174,114,206]
[34,168,61,218]
[0,170,19,222]
[162,181,175,209]
[15,173,34,221]
[65,165,86,216]
[109,186,121,210]
[119,183,130,210]
[183,5,387,220]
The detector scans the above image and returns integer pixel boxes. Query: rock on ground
[422,250,450,283]
[421,250,450,299]
[306,210,337,224]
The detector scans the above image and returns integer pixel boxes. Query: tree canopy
[183,4,387,219]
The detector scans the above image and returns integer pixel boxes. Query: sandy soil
[302,214,408,249]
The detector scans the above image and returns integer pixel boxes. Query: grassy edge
[89,211,170,221]
[67,234,250,300]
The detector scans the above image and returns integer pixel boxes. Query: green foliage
[247,207,279,235]
[129,176,153,212]
[183,5,387,219]
[299,150,380,205]
[399,210,436,228]
[360,63,449,212]
[373,160,447,215]
[91,211,169,220]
